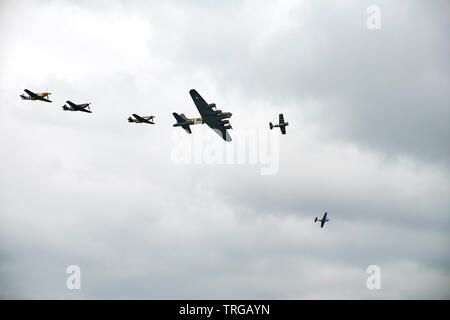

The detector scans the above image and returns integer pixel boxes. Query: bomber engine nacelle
[221,119,230,125]
[208,110,220,115]
[219,112,232,119]
[224,124,232,129]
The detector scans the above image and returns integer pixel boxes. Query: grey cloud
[0,0,449,299]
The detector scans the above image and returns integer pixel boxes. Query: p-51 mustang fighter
[20,89,52,102]
[128,114,155,124]
[314,212,330,228]
[270,114,288,134]
[62,101,92,113]
[172,89,233,141]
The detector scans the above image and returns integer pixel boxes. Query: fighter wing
[322,212,328,220]
[77,108,92,113]
[132,114,146,122]
[66,101,92,113]
[189,89,211,118]
[66,101,78,109]
[279,114,285,125]
[321,219,326,228]
[280,126,286,135]
[141,115,155,124]
[24,89,52,102]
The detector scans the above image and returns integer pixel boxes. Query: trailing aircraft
[173,89,233,141]
[314,212,329,228]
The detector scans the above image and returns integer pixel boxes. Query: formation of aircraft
[173,89,233,141]
[270,114,289,134]
[62,101,92,113]
[20,89,52,103]
[19,88,333,228]
[128,114,155,124]
[314,212,330,228]
[19,89,286,142]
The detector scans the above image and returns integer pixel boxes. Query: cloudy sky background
[0,0,449,299]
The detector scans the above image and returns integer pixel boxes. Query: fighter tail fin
[269,122,274,130]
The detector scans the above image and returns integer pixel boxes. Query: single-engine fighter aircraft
[172,89,233,141]
[20,89,52,102]
[128,114,155,124]
[62,101,92,113]
[269,114,289,134]
[314,212,330,228]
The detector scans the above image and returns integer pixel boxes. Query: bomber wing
[207,123,232,141]
[189,89,211,118]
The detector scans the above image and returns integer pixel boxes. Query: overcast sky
[0,0,449,299]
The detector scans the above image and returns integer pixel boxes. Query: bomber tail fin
[269,122,274,130]
[173,112,187,123]
[182,126,192,134]
[173,112,192,134]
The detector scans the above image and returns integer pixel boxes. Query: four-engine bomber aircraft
[270,114,289,134]
[314,212,330,228]
[173,89,233,141]
[20,89,52,102]
[128,114,155,124]
[62,101,92,113]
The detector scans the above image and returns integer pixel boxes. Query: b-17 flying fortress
[173,89,233,141]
